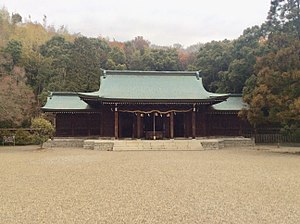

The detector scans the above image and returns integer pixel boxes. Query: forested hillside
[0,0,299,135]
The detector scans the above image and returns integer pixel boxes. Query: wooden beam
[170,112,174,139]
[114,107,119,139]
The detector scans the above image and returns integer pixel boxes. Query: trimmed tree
[31,117,54,148]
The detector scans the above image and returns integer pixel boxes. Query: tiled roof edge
[103,70,201,77]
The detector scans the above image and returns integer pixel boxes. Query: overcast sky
[2,0,271,47]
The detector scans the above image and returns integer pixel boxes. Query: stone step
[113,142,204,151]
[113,147,203,151]
[82,138,254,151]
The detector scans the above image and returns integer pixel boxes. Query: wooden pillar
[114,107,119,139]
[132,113,135,139]
[192,108,196,139]
[53,113,57,129]
[88,113,91,136]
[183,113,186,138]
[71,113,75,136]
[53,113,57,136]
[170,112,174,139]
[153,113,156,140]
[100,112,103,137]
[137,112,141,139]
[201,113,207,136]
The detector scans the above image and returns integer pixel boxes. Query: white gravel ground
[0,145,300,223]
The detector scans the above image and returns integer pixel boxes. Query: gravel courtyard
[1,146,300,223]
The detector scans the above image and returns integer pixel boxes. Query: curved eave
[79,95,229,105]
[41,108,97,113]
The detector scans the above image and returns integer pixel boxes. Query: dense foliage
[242,0,300,135]
[0,1,299,133]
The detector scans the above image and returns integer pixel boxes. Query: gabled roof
[42,92,93,112]
[79,70,229,104]
[42,92,247,113]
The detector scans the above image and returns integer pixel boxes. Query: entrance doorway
[174,113,185,137]
[119,112,134,138]
[143,113,165,139]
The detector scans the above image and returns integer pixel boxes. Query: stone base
[82,137,254,151]
[200,137,255,150]
[43,138,85,148]
[44,137,255,151]
[83,140,114,151]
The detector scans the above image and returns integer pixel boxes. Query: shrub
[31,117,54,148]
[15,130,34,145]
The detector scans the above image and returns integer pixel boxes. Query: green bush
[15,130,34,145]
[31,117,54,148]
[0,129,36,145]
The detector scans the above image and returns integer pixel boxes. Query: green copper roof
[79,70,228,102]
[212,95,248,111]
[42,93,247,112]
[42,70,249,112]
[42,92,92,112]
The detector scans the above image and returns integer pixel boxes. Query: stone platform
[43,138,85,148]
[44,137,254,151]
[82,137,254,151]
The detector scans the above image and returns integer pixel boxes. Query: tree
[142,48,180,71]
[0,73,35,127]
[265,0,300,39]
[107,46,127,69]
[11,13,22,24]
[68,37,106,91]
[123,36,151,70]
[0,8,14,47]
[39,35,72,91]
[31,116,54,148]
[131,36,150,53]
[243,34,300,129]
[194,40,233,92]
[23,50,52,102]
[4,39,22,66]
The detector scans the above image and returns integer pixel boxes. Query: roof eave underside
[79,95,229,105]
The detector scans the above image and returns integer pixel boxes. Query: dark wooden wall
[54,108,250,138]
[205,113,247,136]
[101,108,114,137]
[56,113,102,137]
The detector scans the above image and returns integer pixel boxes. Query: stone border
[43,138,85,148]
[43,137,255,151]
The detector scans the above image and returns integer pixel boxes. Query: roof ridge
[104,70,199,76]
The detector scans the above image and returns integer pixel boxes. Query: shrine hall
[42,70,249,139]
